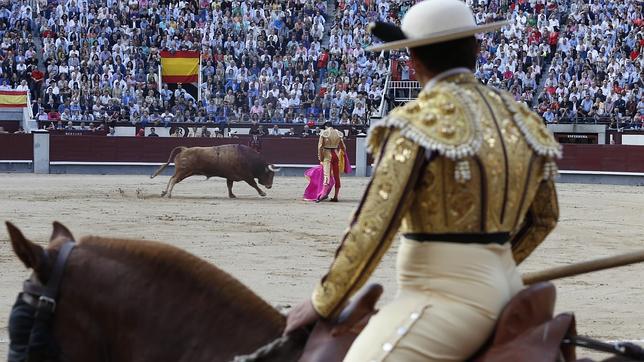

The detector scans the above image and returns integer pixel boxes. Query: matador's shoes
[316,185,332,203]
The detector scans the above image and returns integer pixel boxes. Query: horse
[7,222,643,362]
[6,221,289,361]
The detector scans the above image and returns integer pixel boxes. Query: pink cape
[303,151,351,202]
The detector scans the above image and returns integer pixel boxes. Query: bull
[150,144,280,198]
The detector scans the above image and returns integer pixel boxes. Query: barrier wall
[1,135,643,183]
[0,134,355,165]
[558,144,644,173]
[46,136,355,165]
[0,134,32,160]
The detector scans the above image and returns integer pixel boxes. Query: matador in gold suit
[317,121,347,202]
[285,1,563,360]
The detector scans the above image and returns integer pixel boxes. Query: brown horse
[6,221,288,361]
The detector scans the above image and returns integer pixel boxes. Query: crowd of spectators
[388,0,568,105]
[536,0,643,129]
[0,0,41,93]
[474,0,566,104]
[32,0,348,128]
[0,0,640,132]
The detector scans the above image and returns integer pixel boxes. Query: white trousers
[344,238,524,362]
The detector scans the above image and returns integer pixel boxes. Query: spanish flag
[160,51,200,84]
[0,90,27,108]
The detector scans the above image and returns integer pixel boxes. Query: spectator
[148,127,159,137]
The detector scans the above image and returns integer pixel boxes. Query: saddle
[235,283,637,362]
[299,282,577,362]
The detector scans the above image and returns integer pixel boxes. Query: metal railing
[376,72,391,118]
[388,81,421,104]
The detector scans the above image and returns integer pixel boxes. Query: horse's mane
[77,236,285,327]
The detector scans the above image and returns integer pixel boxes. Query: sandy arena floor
[0,174,643,359]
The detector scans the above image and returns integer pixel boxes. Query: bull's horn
[268,164,281,172]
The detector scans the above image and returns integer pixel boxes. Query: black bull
[150,144,281,198]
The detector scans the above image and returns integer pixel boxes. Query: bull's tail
[150,146,186,179]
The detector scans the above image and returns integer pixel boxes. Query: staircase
[531,3,572,107]
[320,0,336,50]
[316,0,337,90]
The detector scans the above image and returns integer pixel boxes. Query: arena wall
[1,135,643,184]
[0,134,357,176]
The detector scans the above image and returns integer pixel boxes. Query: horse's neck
[55,238,285,361]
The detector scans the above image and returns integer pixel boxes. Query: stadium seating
[0,0,640,134]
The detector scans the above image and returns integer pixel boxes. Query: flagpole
[158,64,162,96]
[198,52,202,102]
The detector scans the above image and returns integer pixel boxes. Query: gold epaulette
[367,82,483,160]
[321,128,343,138]
[367,83,563,165]
[496,91,562,159]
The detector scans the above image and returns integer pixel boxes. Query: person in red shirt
[528,29,541,45]
[407,60,417,80]
[613,81,624,95]
[30,67,45,99]
[317,48,329,80]
[630,45,640,61]
[548,28,559,54]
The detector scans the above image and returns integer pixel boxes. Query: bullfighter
[285,0,563,360]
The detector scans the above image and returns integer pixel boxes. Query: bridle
[8,240,76,362]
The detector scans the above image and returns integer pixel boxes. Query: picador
[285,0,563,360]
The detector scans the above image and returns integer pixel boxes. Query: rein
[8,240,76,362]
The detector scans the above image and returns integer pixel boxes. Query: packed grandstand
[0,0,641,134]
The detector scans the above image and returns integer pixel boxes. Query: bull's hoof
[259,191,267,197]
[161,191,167,197]
[229,194,237,199]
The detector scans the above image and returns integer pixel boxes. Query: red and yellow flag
[0,90,27,107]
[160,51,200,83]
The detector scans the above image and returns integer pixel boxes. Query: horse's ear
[6,222,46,271]
[50,221,74,243]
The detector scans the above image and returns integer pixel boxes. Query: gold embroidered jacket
[311,72,562,318]
[318,128,345,161]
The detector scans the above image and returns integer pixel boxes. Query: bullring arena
[0,0,642,358]
[0,172,643,359]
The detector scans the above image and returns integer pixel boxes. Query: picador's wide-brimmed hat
[367,0,508,52]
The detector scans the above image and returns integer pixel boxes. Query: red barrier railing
[48,136,356,165]
[0,134,32,160]
[2,134,643,174]
[557,144,644,173]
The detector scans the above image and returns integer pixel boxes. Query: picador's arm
[311,130,426,318]
[511,179,559,265]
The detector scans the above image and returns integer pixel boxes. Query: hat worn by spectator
[367,0,508,51]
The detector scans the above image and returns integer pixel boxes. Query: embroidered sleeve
[317,134,324,162]
[311,131,425,318]
[510,179,559,264]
